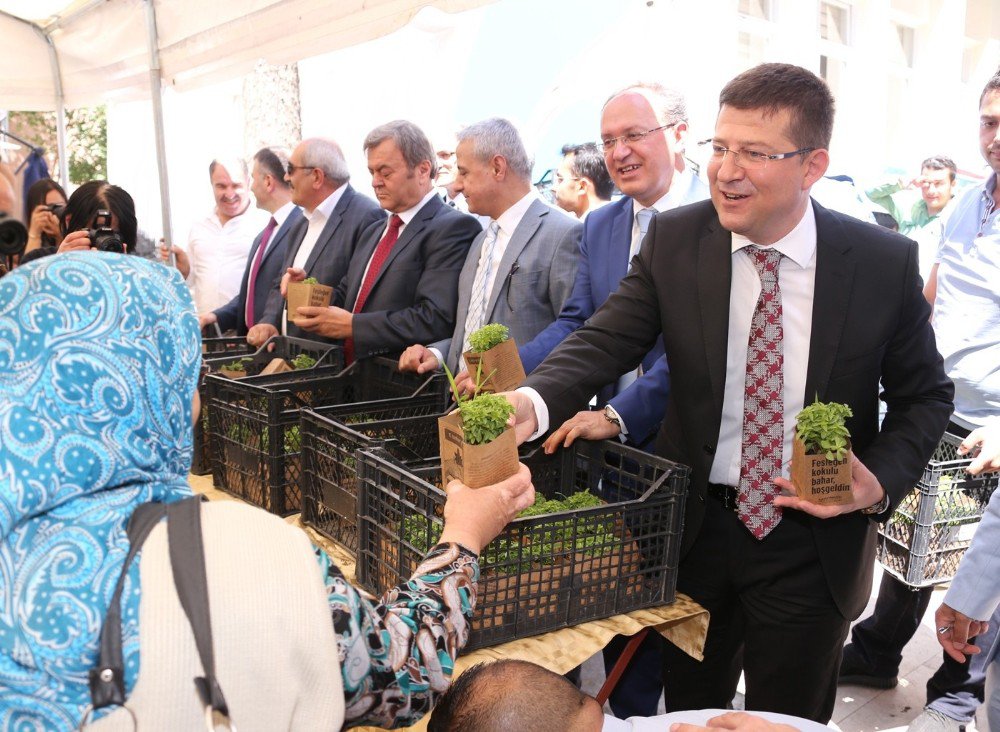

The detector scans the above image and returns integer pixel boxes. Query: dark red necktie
[737,246,784,539]
[244,216,277,329]
[344,214,403,363]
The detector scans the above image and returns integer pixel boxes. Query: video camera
[89,209,126,254]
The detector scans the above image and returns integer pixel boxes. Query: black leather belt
[707,483,739,512]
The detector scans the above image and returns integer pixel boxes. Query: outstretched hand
[543,410,620,454]
[773,454,885,519]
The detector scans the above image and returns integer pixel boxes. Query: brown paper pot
[259,358,293,376]
[286,282,333,322]
[791,435,853,506]
[218,368,247,379]
[437,411,519,489]
[463,338,527,393]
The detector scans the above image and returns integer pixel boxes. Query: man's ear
[802,148,830,190]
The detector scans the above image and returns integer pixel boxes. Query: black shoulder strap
[86,496,229,720]
[165,496,229,717]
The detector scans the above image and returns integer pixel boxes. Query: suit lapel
[606,198,634,298]
[485,199,546,316]
[451,229,488,359]
[261,208,301,267]
[304,188,356,272]
[362,195,442,300]
[698,217,733,416]
[803,202,855,404]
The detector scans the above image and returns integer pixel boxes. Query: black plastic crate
[206,357,449,515]
[877,433,999,587]
[201,336,254,357]
[191,336,345,476]
[356,440,690,650]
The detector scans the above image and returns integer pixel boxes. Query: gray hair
[209,156,249,181]
[364,120,437,178]
[456,118,532,181]
[604,82,689,126]
[300,138,350,185]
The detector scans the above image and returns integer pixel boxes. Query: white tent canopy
[0,0,491,238]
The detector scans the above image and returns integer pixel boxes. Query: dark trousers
[602,632,665,718]
[848,573,1000,720]
[661,497,849,723]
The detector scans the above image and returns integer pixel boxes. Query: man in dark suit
[199,147,300,336]
[505,63,953,723]
[397,117,581,380]
[246,137,384,346]
[294,120,480,361]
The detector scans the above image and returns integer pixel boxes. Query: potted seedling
[218,356,252,379]
[791,398,854,506]
[286,276,333,323]
[437,363,519,489]
[462,323,526,393]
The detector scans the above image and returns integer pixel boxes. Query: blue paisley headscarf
[0,253,200,728]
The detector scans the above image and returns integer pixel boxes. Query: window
[891,23,915,68]
[819,2,850,45]
[738,0,772,20]
[737,31,769,67]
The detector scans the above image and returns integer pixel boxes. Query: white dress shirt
[290,184,348,271]
[602,708,828,731]
[708,201,817,485]
[184,206,269,315]
[246,201,296,296]
[628,169,694,258]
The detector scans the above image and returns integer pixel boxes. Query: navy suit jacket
[213,207,303,336]
[519,179,707,446]
[336,194,480,360]
[260,185,384,340]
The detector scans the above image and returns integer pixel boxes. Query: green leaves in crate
[221,356,252,372]
[796,397,853,461]
[291,353,317,370]
[468,323,510,353]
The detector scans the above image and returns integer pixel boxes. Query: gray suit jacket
[260,184,384,338]
[435,198,582,372]
[945,486,1000,620]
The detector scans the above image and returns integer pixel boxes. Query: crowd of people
[0,60,999,731]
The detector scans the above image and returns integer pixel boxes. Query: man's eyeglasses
[698,139,815,169]
[600,123,677,152]
[286,162,318,176]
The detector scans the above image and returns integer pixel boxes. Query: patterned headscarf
[0,253,200,727]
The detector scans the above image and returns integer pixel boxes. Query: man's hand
[453,369,479,398]
[57,229,94,254]
[199,312,218,330]
[671,711,798,732]
[543,410,621,454]
[294,305,352,339]
[399,345,440,374]
[280,267,307,297]
[246,323,279,348]
[773,454,885,519]
[498,391,539,445]
[935,602,987,663]
[157,240,191,278]
[959,423,1000,476]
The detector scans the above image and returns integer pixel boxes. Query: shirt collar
[303,183,347,222]
[632,168,693,219]
[495,190,539,238]
[271,201,297,228]
[730,199,817,269]
[395,188,440,226]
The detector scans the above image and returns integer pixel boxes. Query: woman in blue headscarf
[0,253,535,730]
[0,253,200,726]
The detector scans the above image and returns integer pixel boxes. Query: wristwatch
[603,405,622,429]
[861,491,890,515]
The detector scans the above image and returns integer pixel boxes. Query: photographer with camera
[57,179,136,254]
[23,178,67,255]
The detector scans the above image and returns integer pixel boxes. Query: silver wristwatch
[861,492,889,515]
[603,404,622,429]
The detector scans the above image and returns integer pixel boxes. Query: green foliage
[284,425,301,453]
[457,394,514,446]
[401,490,612,574]
[301,277,319,285]
[796,397,853,461]
[468,323,510,353]
[221,357,252,372]
[8,106,107,184]
[291,353,316,370]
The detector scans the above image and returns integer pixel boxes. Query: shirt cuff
[604,403,630,442]
[516,386,549,441]
[428,347,444,367]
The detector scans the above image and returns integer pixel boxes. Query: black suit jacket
[523,199,953,619]
[336,194,480,360]
[260,185,384,339]
[213,207,303,336]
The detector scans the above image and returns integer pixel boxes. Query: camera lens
[0,213,28,256]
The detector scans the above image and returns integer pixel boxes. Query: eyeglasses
[286,162,318,176]
[698,139,816,169]
[600,123,677,152]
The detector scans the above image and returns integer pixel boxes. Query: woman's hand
[439,463,535,554]
[25,205,62,252]
[57,229,93,253]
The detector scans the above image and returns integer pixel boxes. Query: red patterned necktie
[738,246,784,539]
[244,216,277,329]
[344,214,403,363]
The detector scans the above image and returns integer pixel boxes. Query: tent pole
[41,31,69,187]
[144,0,173,246]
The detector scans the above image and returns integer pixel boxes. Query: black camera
[0,212,28,257]
[46,202,67,219]
[89,210,126,254]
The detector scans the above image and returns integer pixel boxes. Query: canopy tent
[0,0,492,240]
